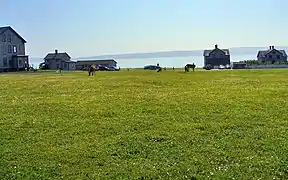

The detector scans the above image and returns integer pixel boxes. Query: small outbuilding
[231,62,247,69]
[76,59,117,70]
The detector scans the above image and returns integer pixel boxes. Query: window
[8,35,11,42]
[269,55,272,58]
[3,57,7,66]
[19,60,23,66]
[8,45,12,53]
[64,63,67,69]
[277,55,280,59]
[13,45,17,53]
[2,34,6,42]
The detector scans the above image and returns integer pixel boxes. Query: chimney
[215,44,218,49]
[269,46,271,50]
[55,49,58,54]
[272,46,274,49]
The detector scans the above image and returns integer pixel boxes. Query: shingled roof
[44,51,71,60]
[0,26,27,43]
[257,46,287,58]
[203,45,230,56]
[0,27,7,33]
[203,49,230,56]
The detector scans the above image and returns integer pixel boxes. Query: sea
[29,53,257,69]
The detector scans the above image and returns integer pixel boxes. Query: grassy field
[1,69,288,180]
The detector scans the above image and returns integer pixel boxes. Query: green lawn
[1,69,288,180]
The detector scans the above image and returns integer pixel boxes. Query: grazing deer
[185,63,196,72]
[88,64,96,76]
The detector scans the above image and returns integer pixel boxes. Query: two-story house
[203,44,230,68]
[257,46,287,63]
[43,50,76,70]
[0,26,29,72]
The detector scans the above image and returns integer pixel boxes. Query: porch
[10,55,29,71]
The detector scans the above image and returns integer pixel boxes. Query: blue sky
[1,0,288,57]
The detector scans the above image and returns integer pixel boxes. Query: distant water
[113,54,256,68]
[29,53,257,69]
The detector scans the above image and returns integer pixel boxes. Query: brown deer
[88,64,96,76]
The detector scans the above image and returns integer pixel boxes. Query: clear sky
[1,0,288,57]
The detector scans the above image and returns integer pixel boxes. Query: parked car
[219,64,231,69]
[144,65,161,70]
[108,66,120,71]
[219,65,226,69]
[204,64,213,70]
[225,64,231,69]
[39,63,49,70]
[96,65,120,71]
[96,65,110,71]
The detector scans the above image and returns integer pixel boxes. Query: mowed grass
[1,69,288,180]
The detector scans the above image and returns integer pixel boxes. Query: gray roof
[0,27,7,33]
[0,26,27,43]
[65,60,76,63]
[257,49,287,57]
[76,59,117,65]
[44,52,71,60]
[203,49,230,56]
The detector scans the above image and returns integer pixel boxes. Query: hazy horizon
[28,50,264,69]
[29,46,288,59]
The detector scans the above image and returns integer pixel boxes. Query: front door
[9,59,13,68]
[11,56,18,69]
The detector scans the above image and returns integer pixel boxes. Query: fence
[246,64,288,69]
